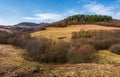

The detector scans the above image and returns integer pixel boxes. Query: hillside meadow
[0,45,40,77]
[31,25,120,41]
[1,24,120,77]
[0,44,120,77]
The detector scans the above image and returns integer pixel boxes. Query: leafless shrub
[67,44,97,63]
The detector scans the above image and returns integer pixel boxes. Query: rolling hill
[1,14,120,77]
[32,25,120,41]
[45,14,120,27]
[15,22,47,27]
[0,44,120,77]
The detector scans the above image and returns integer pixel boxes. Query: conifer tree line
[46,14,114,27]
[66,14,112,24]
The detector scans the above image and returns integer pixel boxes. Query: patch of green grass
[98,50,120,65]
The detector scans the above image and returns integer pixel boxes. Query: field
[32,25,120,41]
[1,24,120,77]
[1,44,120,77]
[36,63,120,77]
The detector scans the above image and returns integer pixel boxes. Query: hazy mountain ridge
[0,14,120,33]
[15,22,48,27]
[0,22,48,33]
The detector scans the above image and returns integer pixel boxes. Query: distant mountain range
[14,22,48,27]
[0,14,120,33]
[0,22,48,33]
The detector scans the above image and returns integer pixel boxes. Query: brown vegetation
[0,45,39,77]
[67,44,97,63]
[32,25,120,41]
[96,20,120,27]
[0,19,120,77]
[28,64,120,77]
[109,44,120,55]
[72,30,120,50]
[45,14,120,28]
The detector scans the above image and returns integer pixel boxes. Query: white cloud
[23,11,84,22]
[85,2,113,15]
[84,2,120,19]
[65,9,85,15]
[22,1,120,23]
[22,13,63,22]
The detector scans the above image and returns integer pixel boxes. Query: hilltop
[0,22,47,33]
[15,22,47,27]
[46,14,120,27]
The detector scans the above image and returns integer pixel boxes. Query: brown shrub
[67,44,97,63]
[90,34,119,50]
[72,30,111,39]
[25,38,52,62]
[46,41,70,63]
[25,38,70,63]
[109,44,120,55]
[71,30,120,50]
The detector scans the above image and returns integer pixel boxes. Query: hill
[0,22,48,33]
[46,14,120,27]
[1,44,120,77]
[1,15,120,77]
[32,25,120,41]
[15,22,47,27]
[14,22,48,32]
[0,45,39,77]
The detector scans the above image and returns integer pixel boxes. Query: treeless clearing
[32,25,120,41]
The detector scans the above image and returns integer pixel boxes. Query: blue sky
[0,0,120,25]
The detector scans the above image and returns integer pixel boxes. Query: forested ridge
[46,14,114,27]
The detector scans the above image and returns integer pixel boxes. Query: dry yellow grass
[0,46,120,77]
[28,63,120,77]
[28,50,120,77]
[32,25,120,41]
[0,45,39,77]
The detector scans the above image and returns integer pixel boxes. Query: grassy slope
[31,64,120,77]
[0,45,39,77]
[27,50,120,77]
[0,46,120,77]
[32,25,120,41]
[1,25,120,76]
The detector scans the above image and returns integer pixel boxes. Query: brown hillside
[0,45,39,77]
[32,25,120,41]
[45,14,120,28]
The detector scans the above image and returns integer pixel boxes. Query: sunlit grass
[31,25,120,41]
[98,50,120,65]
